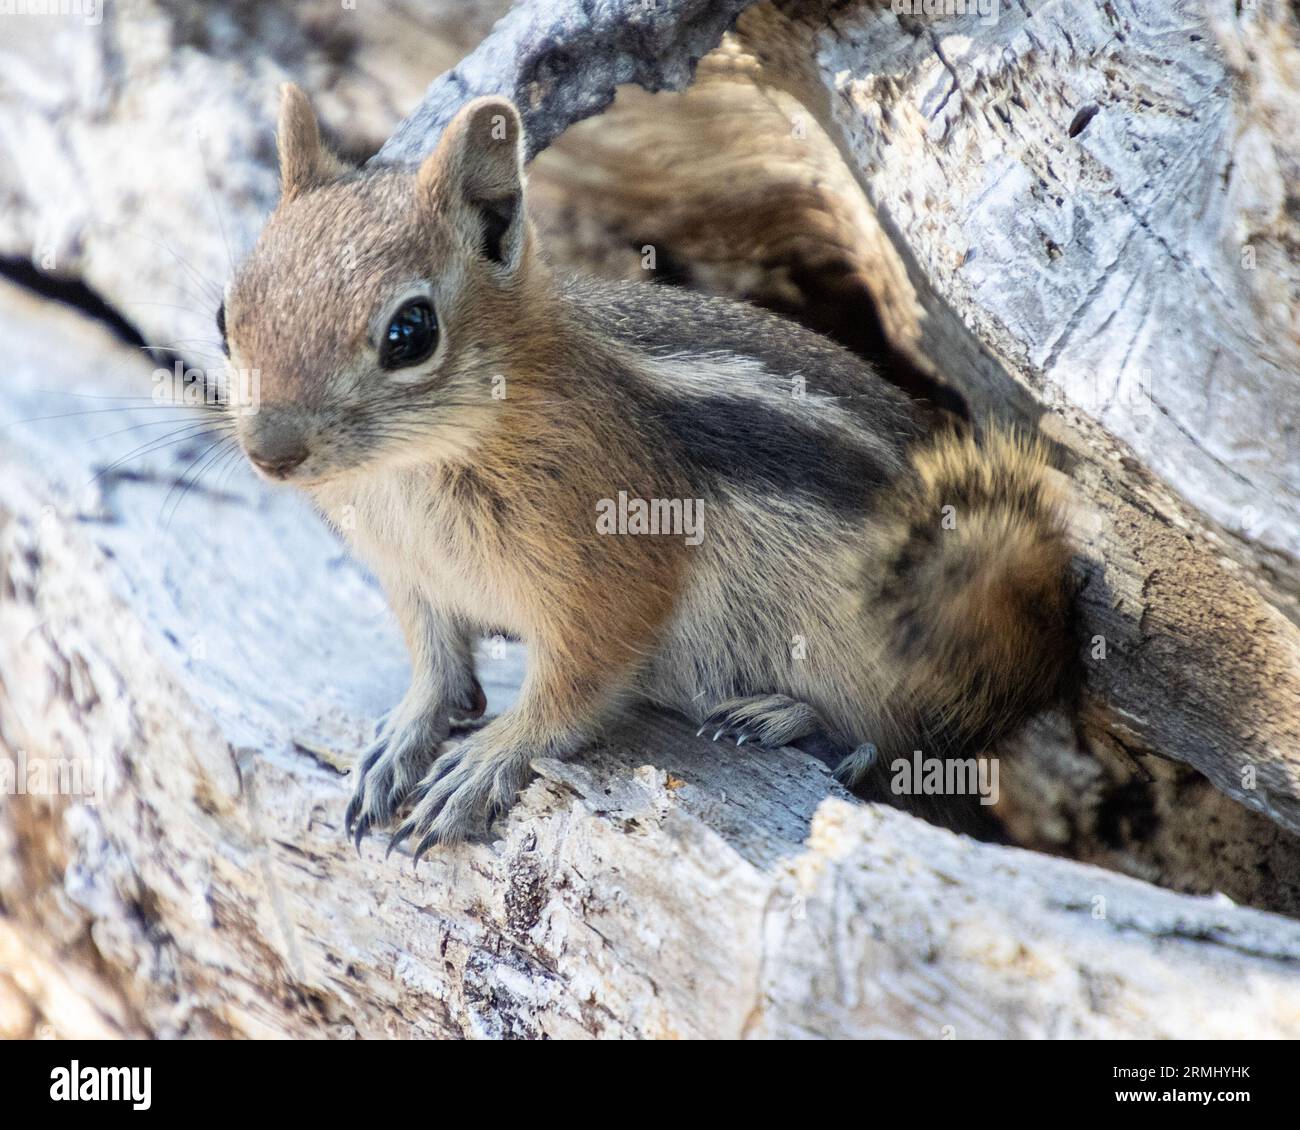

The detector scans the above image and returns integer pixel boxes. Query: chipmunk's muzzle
[242,412,311,481]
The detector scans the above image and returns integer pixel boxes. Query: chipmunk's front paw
[346,674,487,849]
[346,713,448,850]
[698,693,820,749]
[386,739,533,861]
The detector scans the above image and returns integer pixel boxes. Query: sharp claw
[696,725,708,738]
[412,829,441,867]
[736,735,749,746]
[353,815,370,854]
[713,728,725,741]
[386,821,414,860]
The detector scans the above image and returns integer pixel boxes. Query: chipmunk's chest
[313,470,528,634]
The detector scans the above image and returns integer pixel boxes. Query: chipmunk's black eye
[216,301,229,358]
[380,299,438,370]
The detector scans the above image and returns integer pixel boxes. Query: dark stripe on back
[563,276,924,518]
[638,388,897,519]
[566,274,925,440]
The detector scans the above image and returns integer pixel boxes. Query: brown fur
[219,87,1076,854]
[276,83,351,202]
[870,428,1077,758]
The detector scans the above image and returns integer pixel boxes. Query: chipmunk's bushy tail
[844,427,1077,783]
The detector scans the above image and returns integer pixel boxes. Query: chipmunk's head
[221,85,541,485]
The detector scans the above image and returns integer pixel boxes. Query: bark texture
[375,0,763,163]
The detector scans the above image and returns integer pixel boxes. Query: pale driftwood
[2,0,1300,1039]
[376,0,762,164]
[4,282,1300,1039]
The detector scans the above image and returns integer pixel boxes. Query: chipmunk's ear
[418,97,527,271]
[276,83,349,203]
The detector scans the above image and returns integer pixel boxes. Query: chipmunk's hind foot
[698,694,821,749]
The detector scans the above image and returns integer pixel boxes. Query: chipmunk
[217,85,1076,859]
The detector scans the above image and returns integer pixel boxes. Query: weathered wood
[376,0,762,164]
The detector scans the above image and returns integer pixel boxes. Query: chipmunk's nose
[249,447,307,478]
[244,416,309,479]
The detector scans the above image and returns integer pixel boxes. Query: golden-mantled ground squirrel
[218,86,1076,859]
